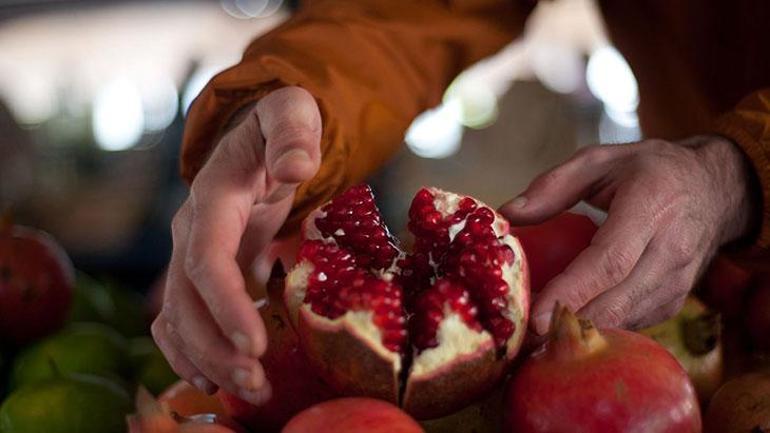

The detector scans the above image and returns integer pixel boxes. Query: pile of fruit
[2,184,769,433]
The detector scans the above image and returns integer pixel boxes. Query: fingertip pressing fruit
[281,397,425,433]
[218,262,336,432]
[284,185,530,419]
[504,304,701,433]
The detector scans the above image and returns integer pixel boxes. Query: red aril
[218,262,336,432]
[0,221,74,346]
[504,304,701,433]
[281,397,424,433]
[510,211,597,293]
[284,185,529,419]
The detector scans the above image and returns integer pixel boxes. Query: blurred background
[0,0,640,292]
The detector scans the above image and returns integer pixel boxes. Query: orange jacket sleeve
[181,0,533,231]
[714,89,770,248]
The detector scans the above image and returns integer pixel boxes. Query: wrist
[696,134,762,245]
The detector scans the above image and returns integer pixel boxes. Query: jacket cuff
[714,113,770,248]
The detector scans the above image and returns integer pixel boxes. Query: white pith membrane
[285,186,529,415]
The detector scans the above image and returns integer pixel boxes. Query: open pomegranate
[504,304,701,433]
[284,185,529,419]
[0,220,74,346]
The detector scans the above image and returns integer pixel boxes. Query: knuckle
[668,234,699,266]
[575,144,611,166]
[597,301,628,328]
[275,86,314,104]
[184,253,211,287]
[271,123,318,149]
[599,247,635,286]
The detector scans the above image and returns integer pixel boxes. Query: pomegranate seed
[314,184,399,270]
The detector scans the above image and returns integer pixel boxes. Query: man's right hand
[152,87,322,405]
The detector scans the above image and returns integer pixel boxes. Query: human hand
[152,87,322,404]
[500,136,758,335]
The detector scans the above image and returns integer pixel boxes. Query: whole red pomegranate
[281,397,424,433]
[284,185,530,419]
[218,262,336,432]
[0,221,74,345]
[504,304,701,433]
[700,254,753,319]
[511,211,597,293]
[746,275,770,352]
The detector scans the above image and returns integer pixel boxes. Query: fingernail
[253,298,268,310]
[239,382,272,406]
[274,148,312,170]
[511,196,528,209]
[192,376,217,395]
[532,313,552,336]
[231,332,253,357]
[232,367,261,390]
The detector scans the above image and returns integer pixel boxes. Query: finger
[529,187,656,335]
[185,133,272,358]
[152,314,217,395]
[500,144,632,225]
[577,239,693,330]
[257,86,322,189]
[170,265,273,405]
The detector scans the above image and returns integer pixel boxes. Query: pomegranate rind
[285,261,400,404]
[295,308,401,404]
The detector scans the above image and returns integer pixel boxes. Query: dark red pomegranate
[0,221,74,346]
[700,254,753,319]
[746,275,770,352]
[218,262,336,432]
[510,211,597,293]
[504,304,701,433]
[284,185,530,419]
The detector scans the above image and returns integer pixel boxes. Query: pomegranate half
[284,185,529,419]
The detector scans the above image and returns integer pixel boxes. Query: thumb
[257,86,322,185]
[499,145,625,225]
